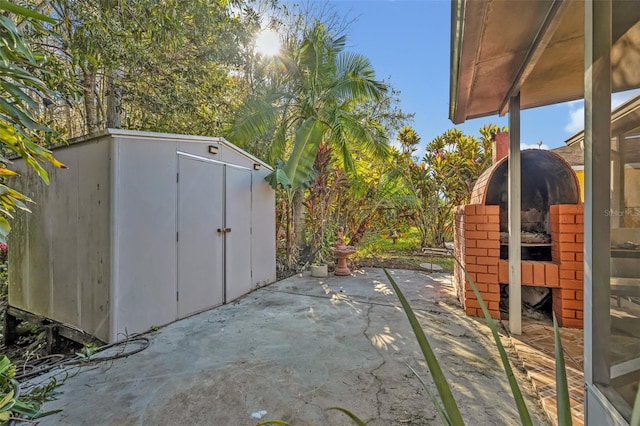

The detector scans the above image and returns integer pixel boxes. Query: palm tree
[226,21,390,266]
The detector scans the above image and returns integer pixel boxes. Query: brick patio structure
[453,132,584,328]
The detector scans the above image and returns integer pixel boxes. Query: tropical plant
[305,143,343,264]
[392,124,506,248]
[0,1,67,243]
[390,127,446,247]
[426,125,503,208]
[0,355,60,423]
[335,154,412,247]
[385,263,637,425]
[226,21,391,266]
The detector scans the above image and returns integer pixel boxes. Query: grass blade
[256,420,291,426]
[452,258,533,426]
[326,407,367,425]
[553,313,572,425]
[406,363,453,425]
[631,384,640,426]
[383,268,465,426]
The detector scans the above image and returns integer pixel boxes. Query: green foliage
[0,355,60,423]
[553,313,572,426]
[390,124,506,249]
[390,128,446,248]
[354,227,454,272]
[632,386,640,426]
[425,126,498,207]
[282,118,325,192]
[326,407,367,425]
[256,407,367,426]
[335,151,411,247]
[0,1,66,243]
[229,20,390,187]
[367,227,422,253]
[21,0,258,137]
[75,343,100,361]
[229,18,392,267]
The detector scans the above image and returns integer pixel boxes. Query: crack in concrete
[362,302,385,423]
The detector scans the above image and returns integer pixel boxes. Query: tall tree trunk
[82,65,98,133]
[286,196,294,268]
[106,69,123,128]
[293,188,306,251]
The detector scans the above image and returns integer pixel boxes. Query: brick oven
[453,132,584,328]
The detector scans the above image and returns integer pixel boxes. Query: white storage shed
[8,129,276,343]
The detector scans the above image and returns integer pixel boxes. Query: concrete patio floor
[31,268,551,425]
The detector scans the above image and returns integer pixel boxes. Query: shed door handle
[217,228,232,233]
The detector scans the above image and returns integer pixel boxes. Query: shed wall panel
[224,166,252,301]
[49,147,80,326]
[8,160,51,312]
[113,137,178,336]
[26,185,55,316]
[24,172,51,315]
[251,170,276,287]
[75,141,111,340]
[6,185,29,309]
[8,138,112,341]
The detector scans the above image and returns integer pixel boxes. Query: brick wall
[453,203,584,329]
[498,260,559,287]
[550,204,584,328]
[454,204,501,319]
[492,131,509,164]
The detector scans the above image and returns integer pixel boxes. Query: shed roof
[52,128,273,170]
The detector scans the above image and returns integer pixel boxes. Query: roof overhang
[565,95,640,146]
[450,0,640,124]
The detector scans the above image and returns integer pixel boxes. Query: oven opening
[500,284,553,320]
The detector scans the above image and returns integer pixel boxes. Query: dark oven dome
[471,149,581,233]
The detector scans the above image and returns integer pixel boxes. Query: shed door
[177,156,224,318]
[224,166,252,301]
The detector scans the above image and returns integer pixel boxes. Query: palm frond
[334,52,387,102]
[225,97,281,146]
[283,117,326,190]
[334,110,390,160]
